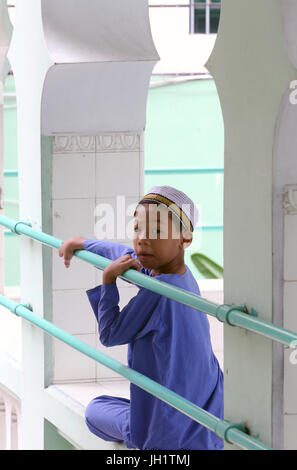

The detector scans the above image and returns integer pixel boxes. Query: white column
[273,0,297,444]
[206,0,296,449]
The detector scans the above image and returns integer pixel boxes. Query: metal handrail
[0,294,271,450]
[0,215,296,349]
[4,168,224,176]
[3,170,18,177]
[145,167,224,174]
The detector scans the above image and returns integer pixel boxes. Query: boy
[59,185,224,450]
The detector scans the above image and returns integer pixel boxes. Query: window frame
[189,0,221,35]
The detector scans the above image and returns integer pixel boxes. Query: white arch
[8,0,159,135]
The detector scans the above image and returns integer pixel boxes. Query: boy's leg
[85,394,131,443]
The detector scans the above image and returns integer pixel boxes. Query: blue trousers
[85,394,134,447]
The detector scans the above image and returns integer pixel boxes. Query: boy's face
[133,203,192,272]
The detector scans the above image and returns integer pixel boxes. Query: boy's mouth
[138,253,153,259]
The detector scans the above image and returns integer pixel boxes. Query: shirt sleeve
[95,282,163,347]
[83,238,135,261]
[83,238,152,277]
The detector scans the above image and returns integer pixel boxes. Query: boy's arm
[59,236,136,269]
[84,239,152,277]
[83,238,135,262]
[86,282,162,347]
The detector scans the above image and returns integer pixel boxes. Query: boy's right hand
[58,236,87,268]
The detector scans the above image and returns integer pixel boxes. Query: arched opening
[2,1,19,288]
[3,69,19,288]
[146,0,224,368]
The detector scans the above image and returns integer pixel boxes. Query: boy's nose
[137,232,149,243]
[135,227,148,240]
[135,230,153,246]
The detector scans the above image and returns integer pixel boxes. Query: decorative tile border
[53,135,96,154]
[53,133,141,154]
[96,133,140,153]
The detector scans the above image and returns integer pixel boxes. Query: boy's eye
[133,226,161,234]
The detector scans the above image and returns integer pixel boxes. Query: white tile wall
[95,153,140,198]
[51,133,143,383]
[52,197,97,291]
[52,153,95,199]
[52,289,96,335]
[52,198,96,239]
[52,334,97,383]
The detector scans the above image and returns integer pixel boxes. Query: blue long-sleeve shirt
[83,238,224,450]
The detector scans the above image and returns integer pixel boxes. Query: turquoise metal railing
[145,167,224,175]
[0,215,296,348]
[0,294,271,450]
[3,169,18,177]
[3,225,224,236]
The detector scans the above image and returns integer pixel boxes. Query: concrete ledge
[44,382,129,450]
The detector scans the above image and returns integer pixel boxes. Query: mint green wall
[145,78,224,279]
[3,75,19,286]
[44,419,77,450]
[3,76,224,285]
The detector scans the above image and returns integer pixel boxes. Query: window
[189,0,221,34]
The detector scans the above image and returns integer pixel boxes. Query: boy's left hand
[103,254,141,284]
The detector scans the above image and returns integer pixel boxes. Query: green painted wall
[44,419,77,450]
[3,75,19,286]
[3,76,224,285]
[145,77,224,279]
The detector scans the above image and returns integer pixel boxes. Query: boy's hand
[103,254,141,284]
[59,236,87,268]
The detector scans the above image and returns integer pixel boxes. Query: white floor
[54,380,131,408]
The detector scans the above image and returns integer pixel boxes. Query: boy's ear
[181,231,193,250]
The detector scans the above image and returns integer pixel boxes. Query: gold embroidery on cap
[139,193,193,232]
